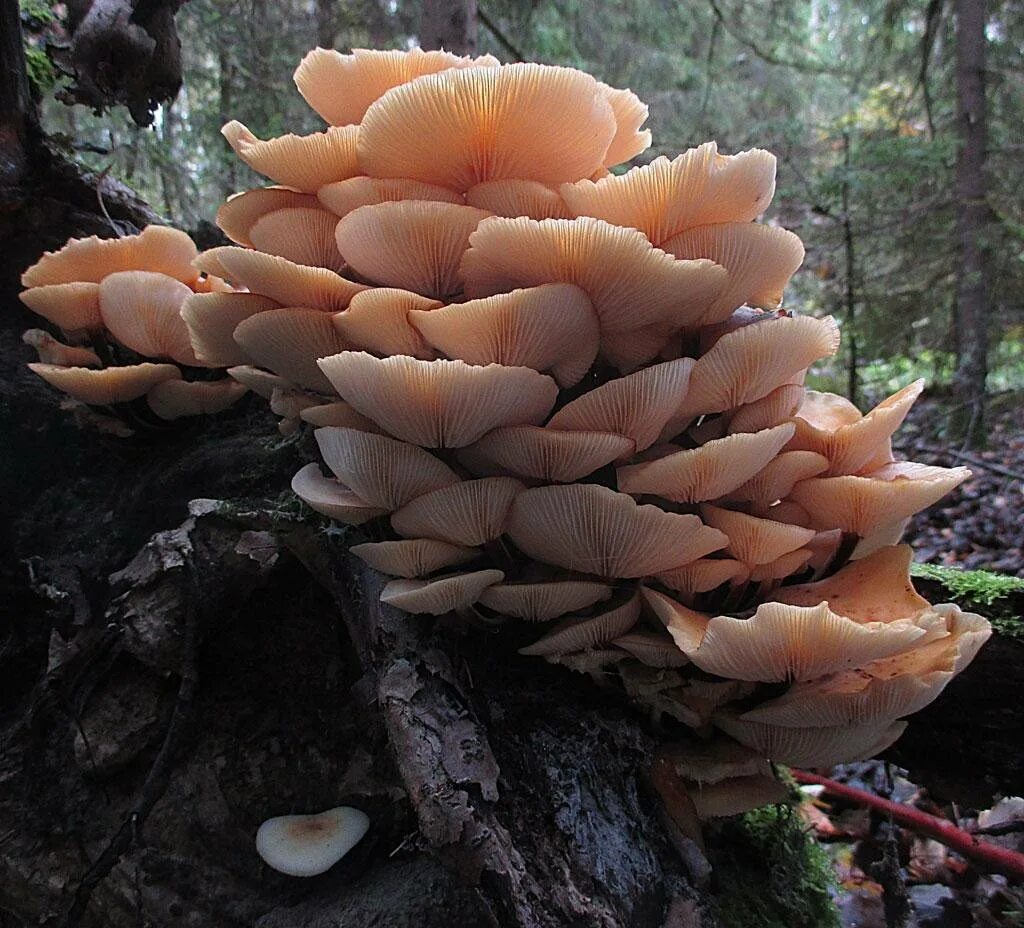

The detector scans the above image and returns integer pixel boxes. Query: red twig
[792,769,1024,881]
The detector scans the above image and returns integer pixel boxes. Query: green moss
[708,804,840,928]
[19,0,54,24]
[23,45,56,93]
[911,562,1024,639]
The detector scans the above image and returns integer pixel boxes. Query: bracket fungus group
[19,226,248,430]
[22,46,989,828]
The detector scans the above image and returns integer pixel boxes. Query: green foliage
[23,45,56,93]
[708,805,840,928]
[911,562,1024,639]
[19,0,54,25]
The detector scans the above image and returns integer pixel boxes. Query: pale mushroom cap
[380,569,505,614]
[655,559,750,595]
[293,46,495,127]
[318,176,463,218]
[598,82,651,167]
[699,504,816,566]
[98,272,206,366]
[233,308,350,394]
[747,547,813,582]
[20,282,103,331]
[317,352,559,448]
[332,287,440,360]
[506,484,728,578]
[249,207,345,270]
[146,379,248,420]
[658,737,771,786]
[350,538,479,578]
[216,187,321,247]
[290,462,386,524]
[181,292,279,367]
[22,329,101,368]
[196,247,369,311]
[547,358,694,453]
[612,631,690,668]
[28,362,181,405]
[646,591,932,683]
[390,476,524,546]
[465,180,573,219]
[409,283,600,388]
[227,365,294,399]
[477,580,614,622]
[727,383,805,434]
[460,216,727,366]
[466,425,634,482]
[721,449,830,511]
[357,63,618,190]
[616,424,795,502]
[298,401,381,432]
[255,806,370,877]
[335,201,491,299]
[688,775,790,820]
[270,388,325,419]
[519,592,641,656]
[222,121,360,192]
[560,144,777,245]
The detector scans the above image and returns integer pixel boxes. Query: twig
[792,769,1024,880]
[94,164,124,238]
[912,444,1024,482]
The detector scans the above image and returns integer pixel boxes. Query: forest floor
[896,393,1023,576]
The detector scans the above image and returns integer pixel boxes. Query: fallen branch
[792,769,1024,881]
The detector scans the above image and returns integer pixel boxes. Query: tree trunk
[420,0,478,55]
[950,0,990,448]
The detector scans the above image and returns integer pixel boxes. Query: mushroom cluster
[20,225,248,427]
[182,47,989,819]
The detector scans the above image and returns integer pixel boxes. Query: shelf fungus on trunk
[23,46,983,834]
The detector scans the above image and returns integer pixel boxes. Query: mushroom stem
[821,531,859,578]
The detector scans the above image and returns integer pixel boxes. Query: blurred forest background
[18,0,1024,426]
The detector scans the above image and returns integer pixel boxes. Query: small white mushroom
[255,806,369,877]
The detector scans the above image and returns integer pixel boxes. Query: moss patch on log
[912,562,1024,639]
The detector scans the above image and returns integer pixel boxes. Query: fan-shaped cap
[318,353,559,448]
[234,308,350,394]
[256,806,370,878]
[181,292,279,367]
[315,427,459,509]
[773,545,930,623]
[216,187,321,247]
[249,207,345,270]
[291,462,386,523]
[461,216,727,365]
[787,466,971,536]
[548,358,695,453]
[380,569,505,615]
[662,222,805,325]
[612,631,689,668]
[466,425,634,482]
[293,46,495,126]
[22,225,200,287]
[221,121,360,192]
[318,176,463,217]
[146,379,248,420]
[332,288,440,360]
[350,538,479,578]
[22,330,101,368]
[789,380,925,476]
[465,180,572,219]
[655,559,750,594]
[227,365,293,399]
[390,476,523,546]
[270,388,324,420]
[358,63,617,190]
[298,400,382,432]
[560,143,777,246]
[699,504,816,566]
[713,713,907,768]
[617,424,795,502]
[721,450,830,512]
[598,83,651,167]
[666,315,839,435]
[409,283,599,387]
[28,362,181,405]
[747,547,813,582]
[687,775,790,820]
[507,484,727,578]
[658,737,771,785]
[478,580,613,622]
[335,201,489,299]
[20,282,103,331]
[199,247,368,311]
[519,592,641,656]
[96,271,203,366]
[728,383,805,434]
[646,592,929,683]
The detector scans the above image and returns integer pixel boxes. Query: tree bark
[420,0,478,55]
[950,0,990,448]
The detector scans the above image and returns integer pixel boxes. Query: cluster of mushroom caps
[20,226,249,427]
